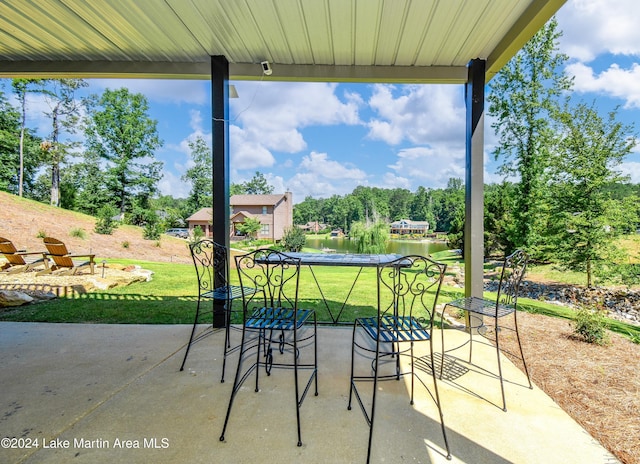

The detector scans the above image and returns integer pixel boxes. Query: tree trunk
[19,107,25,197]
[50,111,60,207]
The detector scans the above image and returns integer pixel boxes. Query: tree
[350,220,388,254]
[410,186,437,226]
[11,79,44,197]
[387,188,412,220]
[40,79,87,207]
[281,226,306,252]
[243,171,274,194]
[0,90,42,196]
[487,17,572,253]
[83,88,163,214]
[237,216,261,239]
[484,182,517,255]
[182,136,212,212]
[548,101,637,287]
[74,150,111,216]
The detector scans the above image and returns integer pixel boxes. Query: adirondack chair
[41,237,95,275]
[0,237,48,274]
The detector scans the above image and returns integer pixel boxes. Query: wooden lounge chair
[0,236,49,274]
[41,237,95,275]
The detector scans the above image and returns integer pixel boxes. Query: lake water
[305,237,449,255]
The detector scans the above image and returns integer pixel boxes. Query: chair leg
[366,337,381,464]
[428,341,452,460]
[347,322,358,410]
[219,326,250,443]
[513,314,533,390]
[179,298,202,371]
[493,318,507,412]
[293,326,303,447]
[439,312,446,380]
[221,304,231,383]
[409,341,415,405]
[310,316,319,397]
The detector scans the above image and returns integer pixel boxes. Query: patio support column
[211,55,231,328]
[464,59,486,301]
[211,55,231,253]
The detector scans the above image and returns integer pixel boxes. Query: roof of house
[390,219,430,226]
[186,208,212,222]
[230,211,256,221]
[230,194,288,206]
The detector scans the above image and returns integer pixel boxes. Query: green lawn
[1,253,638,342]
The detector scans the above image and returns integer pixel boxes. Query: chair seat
[247,307,314,330]
[446,296,515,318]
[357,315,431,343]
[203,285,256,301]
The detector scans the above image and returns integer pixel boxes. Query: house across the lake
[389,219,429,235]
[186,192,293,241]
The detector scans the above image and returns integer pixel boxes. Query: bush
[190,226,204,243]
[281,227,306,252]
[95,205,119,235]
[573,306,610,346]
[143,222,162,240]
[36,229,47,239]
[70,227,86,239]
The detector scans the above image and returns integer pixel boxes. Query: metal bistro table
[262,252,407,325]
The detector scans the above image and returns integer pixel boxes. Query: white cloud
[229,125,276,168]
[229,81,361,155]
[558,0,640,61]
[286,172,351,200]
[366,84,465,146]
[298,152,367,180]
[566,62,640,108]
[275,151,369,200]
[158,170,190,198]
[620,161,640,183]
[381,172,412,190]
[387,146,465,188]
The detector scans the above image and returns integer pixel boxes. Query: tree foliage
[83,88,163,214]
[231,171,274,195]
[281,226,306,252]
[488,17,572,253]
[237,216,261,239]
[40,79,87,207]
[0,88,42,196]
[547,101,637,286]
[350,220,388,254]
[182,136,212,213]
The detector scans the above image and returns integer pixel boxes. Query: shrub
[281,226,306,252]
[95,205,119,235]
[143,222,162,240]
[190,226,204,243]
[70,227,86,239]
[573,306,611,346]
[121,241,130,249]
[36,229,47,239]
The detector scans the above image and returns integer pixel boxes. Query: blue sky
[5,0,640,203]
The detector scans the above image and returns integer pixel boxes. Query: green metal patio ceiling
[0,0,566,82]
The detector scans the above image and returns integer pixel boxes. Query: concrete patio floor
[0,322,619,464]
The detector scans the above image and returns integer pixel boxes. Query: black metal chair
[440,249,533,411]
[348,255,451,463]
[180,240,254,383]
[219,249,318,447]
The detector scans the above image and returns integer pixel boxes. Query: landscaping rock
[0,290,33,307]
